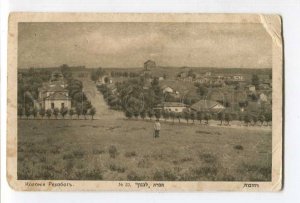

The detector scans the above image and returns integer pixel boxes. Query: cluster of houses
[154,100,226,114]
[37,71,71,110]
[177,70,245,86]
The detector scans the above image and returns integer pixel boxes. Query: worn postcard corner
[7,12,283,192]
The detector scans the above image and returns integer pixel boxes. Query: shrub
[153,170,177,181]
[73,149,85,158]
[92,148,105,154]
[108,145,118,158]
[63,153,74,160]
[124,151,137,157]
[234,145,244,150]
[127,171,145,181]
[199,153,217,164]
[84,169,103,180]
[109,163,126,173]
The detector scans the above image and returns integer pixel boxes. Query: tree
[60,107,68,119]
[125,111,133,119]
[170,111,175,124]
[225,113,232,126]
[244,114,251,126]
[46,109,52,119]
[25,108,31,119]
[140,111,146,120]
[89,107,96,120]
[134,111,139,119]
[82,107,88,119]
[190,112,196,123]
[176,113,182,123]
[218,112,225,125]
[265,112,272,126]
[76,106,82,119]
[196,84,208,99]
[238,114,244,126]
[251,74,260,89]
[184,111,190,124]
[18,106,24,119]
[252,116,258,126]
[147,110,154,120]
[204,113,211,124]
[162,110,169,122]
[258,114,265,126]
[197,111,203,124]
[154,110,161,121]
[39,108,45,119]
[53,108,59,119]
[69,109,74,119]
[32,107,38,118]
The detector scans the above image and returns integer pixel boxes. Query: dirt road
[79,77,123,120]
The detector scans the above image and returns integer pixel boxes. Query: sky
[18,22,272,69]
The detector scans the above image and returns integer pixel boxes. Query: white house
[155,102,187,113]
[246,85,256,92]
[38,82,71,110]
[162,85,174,94]
[232,75,245,82]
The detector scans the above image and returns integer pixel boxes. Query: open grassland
[18,119,271,181]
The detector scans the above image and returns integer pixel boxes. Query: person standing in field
[154,119,161,138]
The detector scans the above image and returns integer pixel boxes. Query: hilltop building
[144,60,156,70]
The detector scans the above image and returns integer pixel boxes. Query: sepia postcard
[7,13,283,191]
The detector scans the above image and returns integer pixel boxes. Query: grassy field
[17,118,272,181]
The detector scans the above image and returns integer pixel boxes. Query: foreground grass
[17,119,272,181]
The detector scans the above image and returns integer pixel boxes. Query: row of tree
[124,109,272,126]
[110,71,140,78]
[18,106,96,120]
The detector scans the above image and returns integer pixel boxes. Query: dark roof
[45,92,70,100]
[190,100,225,112]
[144,60,155,64]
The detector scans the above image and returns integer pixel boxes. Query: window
[61,103,65,109]
[51,103,54,109]
[175,108,178,111]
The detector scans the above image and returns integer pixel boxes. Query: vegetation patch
[109,163,126,173]
[108,145,118,158]
[234,145,244,150]
[199,153,217,164]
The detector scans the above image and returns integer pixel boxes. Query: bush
[84,169,103,180]
[199,153,217,164]
[124,151,137,157]
[63,153,74,160]
[153,170,177,181]
[92,148,105,154]
[108,145,118,158]
[109,163,126,173]
[73,149,85,158]
[234,145,244,150]
[127,171,145,181]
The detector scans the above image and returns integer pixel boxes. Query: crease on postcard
[260,15,282,48]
